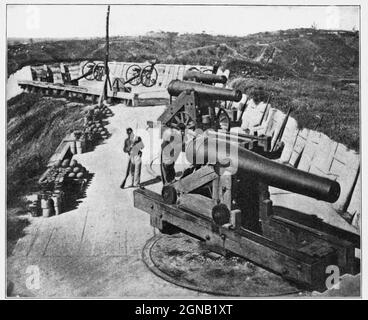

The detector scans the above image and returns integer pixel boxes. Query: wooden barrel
[51,193,62,215]
[29,203,39,217]
[70,141,77,154]
[41,196,54,217]
[76,140,83,154]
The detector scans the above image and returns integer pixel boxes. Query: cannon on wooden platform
[157,80,241,135]
[63,61,105,86]
[134,135,359,291]
[155,80,280,157]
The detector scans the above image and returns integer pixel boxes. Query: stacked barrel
[35,157,90,218]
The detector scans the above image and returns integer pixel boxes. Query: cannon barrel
[168,80,242,102]
[185,136,340,203]
[183,71,227,85]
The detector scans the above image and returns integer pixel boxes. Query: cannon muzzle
[185,136,340,203]
[183,71,227,85]
[168,80,242,102]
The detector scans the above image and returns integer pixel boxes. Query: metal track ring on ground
[142,233,303,297]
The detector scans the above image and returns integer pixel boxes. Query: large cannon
[185,136,340,203]
[157,80,241,136]
[134,133,359,290]
[157,80,280,157]
[167,79,241,101]
[183,70,228,85]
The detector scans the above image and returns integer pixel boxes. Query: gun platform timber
[135,77,359,291]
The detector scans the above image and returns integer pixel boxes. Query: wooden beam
[134,188,339,290]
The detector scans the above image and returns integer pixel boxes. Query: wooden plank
[310,134,338,174]
[348,172,361,230]
[134,188,338,289]
[331,162,360,212]
[48,140,71,166]
[18,80,100,95]
[241,100,270,132]
[178,193,216,218]
[155,65,166,87]
[175,166,217,193]
[161,65,171,88]
[177,65,185,81]
[273,205,360,247]
[268,110,287,149]
[264,215,356,274]
[220,226,337,290]
[297,130,321,172]
[111,91,135,100]
[219,173,232,209]
[279,117,298,164]
[334,143,360,169]
[289,128,309,167]
[329,144,360,212]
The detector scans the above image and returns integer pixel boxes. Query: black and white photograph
[1,1,365,301]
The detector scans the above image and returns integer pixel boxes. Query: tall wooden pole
[104,5,111,98]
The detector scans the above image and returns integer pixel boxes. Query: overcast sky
[7,5,359,39]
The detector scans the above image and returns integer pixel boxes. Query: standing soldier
[120,128,144,188]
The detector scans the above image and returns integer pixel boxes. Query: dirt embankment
[7,93,86,255]
[8,28,358,79]
[230,76,359,151]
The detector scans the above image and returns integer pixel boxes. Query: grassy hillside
[7,28,359,147]
[8,28,358,79]
[7,93,85,254]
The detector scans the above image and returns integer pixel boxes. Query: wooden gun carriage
[134,135,359,290]
[135,81,359,291]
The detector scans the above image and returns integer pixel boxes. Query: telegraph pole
[104,5,111,98]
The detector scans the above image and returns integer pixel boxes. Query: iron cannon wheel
[170,111,196,131]
[82,61,96,81]
[93,63,105,81]
[141,65,158,87]
[125,64,142,86]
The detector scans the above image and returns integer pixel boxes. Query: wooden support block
[212,177,219,202]
[174,165,217,194]
[263,214,357,275]
[219,173,232,209]
[132,93,139,107]
[178,193,216,218]
[230,209,242,230]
